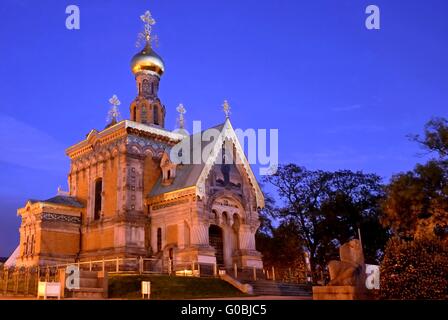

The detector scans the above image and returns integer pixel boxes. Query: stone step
[79,278,99,288]
[250,288,311,293]
[250,286,310,291]
[243,280,312,296]
[71,287,105,299]
[79,270,99,279]
[250,284,310,291]
[251,289,310,296]
[67,270,105,299]
[246,280,310,287]
[251,287,310,292]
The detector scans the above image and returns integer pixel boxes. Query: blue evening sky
[0,0,447,256]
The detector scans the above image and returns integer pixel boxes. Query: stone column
[190,223,209,247]
[86,166,92,222]
[69,169,78,197]
[177,222,186,249]
[116,152,127,215]
[98,161,105,218]
[238,224,256,251]
[123,155,145,213]
[134,157,145,212]
[151,226,158,253]
[222,225,234,268]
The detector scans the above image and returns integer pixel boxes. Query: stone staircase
[67,270,107,299]
[243,280,312,297]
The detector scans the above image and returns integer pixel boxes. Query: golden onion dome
[131,42,165,76]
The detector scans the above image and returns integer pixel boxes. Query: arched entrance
[209,225,224,266]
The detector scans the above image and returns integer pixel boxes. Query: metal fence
[51,257,213,275]
[263,266,312,284]
[0,267,42,296]
[0,258,311,297]
[0,257,217,296]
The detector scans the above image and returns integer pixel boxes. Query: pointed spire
[106,94,121,127]
[176,103,187,129]
[222,100,231,119]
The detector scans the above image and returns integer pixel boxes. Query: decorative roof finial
[136,10,157,48]
[176,103,187,129]
[57,186,69,196]
[222,100,231,119]
[107,94,121,126]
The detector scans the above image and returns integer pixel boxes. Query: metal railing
[0,259,312,297]
[50,257,215,276]
[0,267,41,296]
[0,257,220,296]
[262,266,312,284]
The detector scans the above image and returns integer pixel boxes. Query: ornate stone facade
[16,197,83,267]
[15,119,265,270]
[13,14,265,271]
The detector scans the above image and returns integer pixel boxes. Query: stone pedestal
[237,250,263,269]
[176,246,216,266]
[313,286,366,300]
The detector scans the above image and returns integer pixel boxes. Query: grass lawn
[108,274,249,300]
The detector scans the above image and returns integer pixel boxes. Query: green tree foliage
[256,190,277,236]
[382,160,448,239]
[380,237,448,300]
[256,191,308,279]
[412,117,448,159]
[380,118,448,300]
[256,221,306,273]
[382,117,448,239]
[263,165,388,281]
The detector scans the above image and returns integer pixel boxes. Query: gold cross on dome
[136,10,158,48]
[141,10,156,27]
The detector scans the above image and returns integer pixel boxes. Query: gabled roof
[149,119,265,208]
[28,195,85,208]
[149,123,225,196]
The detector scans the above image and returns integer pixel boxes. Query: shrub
[380,237,448,299]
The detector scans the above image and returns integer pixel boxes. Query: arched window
[141,105,147,124]
[94,178,103,220]
[30,234,35,255]
[133,106,137,121]
[220,141,232,187]
[222,212,228,225]
[157,228,162,252]
[25,235,29,256]
[142,79,150,96]
[153,106,159,125]
[221,143,226,164]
